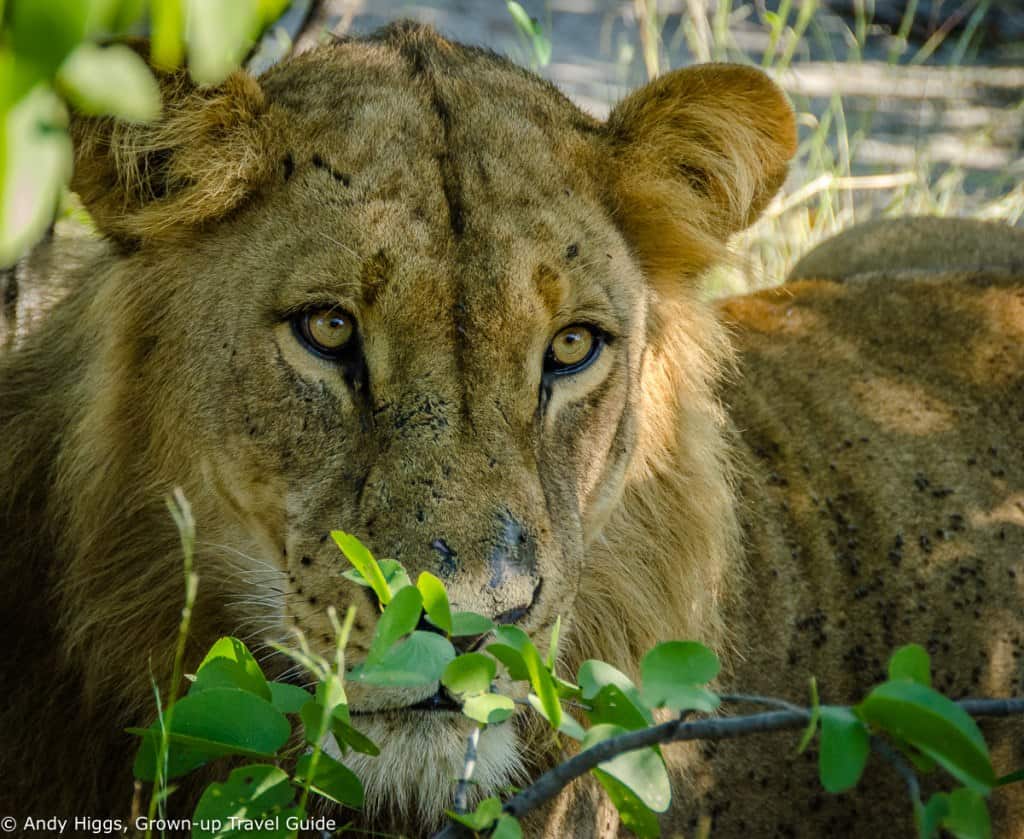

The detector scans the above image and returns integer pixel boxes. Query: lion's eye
[545,325,602,375]
[293,307,356,359]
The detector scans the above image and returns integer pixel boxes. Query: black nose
[488,513,536,588]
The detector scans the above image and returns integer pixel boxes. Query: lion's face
[68,24,794,825]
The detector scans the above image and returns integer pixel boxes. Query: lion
[0,22,1021,838]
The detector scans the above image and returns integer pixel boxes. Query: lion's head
[2,22,795,828]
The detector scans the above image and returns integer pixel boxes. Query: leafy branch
[435,695,1024,838]
[133,523,1024,839]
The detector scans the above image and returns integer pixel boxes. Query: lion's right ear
[605,63,797,287]
[70,57,274,243]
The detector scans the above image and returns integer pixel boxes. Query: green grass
[619,0,1023,295]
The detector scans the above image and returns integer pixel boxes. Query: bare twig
[871,737,921,804]
[453,727,482,815]
[431,696,1024,838]
[718,693,806,714]
[500,709,809,822]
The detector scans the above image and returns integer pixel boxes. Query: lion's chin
[337,710,525,832]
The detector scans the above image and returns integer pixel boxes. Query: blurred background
[2,0,1022,318]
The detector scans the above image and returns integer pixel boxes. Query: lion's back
[704,238,1024,835]
[788,216,1024,283]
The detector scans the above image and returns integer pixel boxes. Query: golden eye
[545,325,601,375]
[295,307,355,358]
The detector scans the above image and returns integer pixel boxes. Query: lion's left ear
[70,56,276,244]
[605,63,797,284]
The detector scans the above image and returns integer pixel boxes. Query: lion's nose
[420,512,541,630]
[487,512,536,588]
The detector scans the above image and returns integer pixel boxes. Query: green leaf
[367,585,423,665]
[447,797,503,832]
[150,0,185,70]
[300,700,330,746]
[583,724,671,813]
[194,636,271,700]
[555,676,583,700]
[189,659,268,702]
[417,571,452,635]
[818,706,870,793]
[331,718,380,756]
[186,0,260,85]
[593,770,661,838]
[487,644,529,681]
[342,557,410,595]
[943,788,991,839]
[294,752,363,808]
[57,43,160,123]
[463,693,516,725]
[450,611,495,637]
[131,689,289,781]
[492,815,523,839]
[268,681,312,715]
[640,642,720,713]
[528,694,585,739]
[0,85,72,268]
[523,641,561,730]
[506,2,536,36]
[192,764,297,839]
[316,673,348,718]
[858,681,995,792]
[588,684,652,731]
[649,683,719,715]
[579,661,654,727]
[442,653,497,697]
[996,767,1024,787]
[380,559,413,594]
[493,624,531,651]
[9,0,89,75]
[110,0,148,32]
[129,728,275,780]
[352,631,456,687]
[917,793,950,839]
[892,734,939,774]
[546,615,561,670]
[0,50,42,113]
[334,530,392,605]
[257,0,293,25]
[888,644,932,687]
[487,626,533,680]
[797,676,821,754]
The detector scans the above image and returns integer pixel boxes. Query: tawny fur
[1,23,1021,839]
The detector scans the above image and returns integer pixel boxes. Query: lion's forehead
[261,39,603,227]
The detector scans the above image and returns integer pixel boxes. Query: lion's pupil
[553,327,593,366]
[309,311,352,349]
